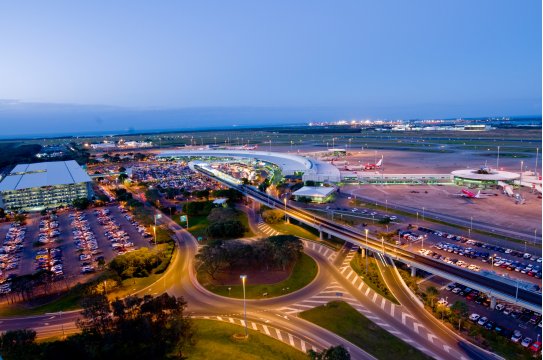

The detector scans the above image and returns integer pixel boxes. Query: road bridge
[194,164,542,312]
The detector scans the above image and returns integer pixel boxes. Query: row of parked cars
[418,226,542,279]
[70,212,99,274]
[420,248,481,272]
[35,247,63,277]
[0,222,28,294]
[37,215,60,244]
[118,206,152,240]
[95,208,136,255]
[468,312,541,352]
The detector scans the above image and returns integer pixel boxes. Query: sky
[0,1,540,136]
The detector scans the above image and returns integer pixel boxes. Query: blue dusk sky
[0,1,540,136]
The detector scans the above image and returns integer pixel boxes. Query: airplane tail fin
[475,190,481,198]
[376,158,383,167]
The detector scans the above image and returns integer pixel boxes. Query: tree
[0,207,5,218]
[118,173,129,183]
[195,240,228,279]
[72,197,91,210]
[425,286,439,308]
[308,345,350,360]
[450,300,469,330]
[0,329,38,359]
[118,166,126,173]
[305,180,316,186]
[268,235,303,271]
[262,209,285,224]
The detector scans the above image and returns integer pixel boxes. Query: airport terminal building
[0,160,93,211]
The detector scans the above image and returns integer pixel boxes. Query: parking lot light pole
[283,197,288,223]
[422,207,425,221]
[365,229,369,273]
[153,225,157,246]
[240,275,248,337]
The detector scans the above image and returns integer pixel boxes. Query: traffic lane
[378,258,475,360]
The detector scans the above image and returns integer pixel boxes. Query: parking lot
[0,205,153,296]
[409,226,542,288]
[419,275,542,350]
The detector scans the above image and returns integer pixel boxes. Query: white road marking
[262,325,270,335]
[275,328,283,341]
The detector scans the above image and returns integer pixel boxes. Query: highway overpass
[193,163,542,312]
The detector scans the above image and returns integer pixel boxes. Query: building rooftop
[292,186,335,198]
[0,160,92,191]
[451,169,520,181]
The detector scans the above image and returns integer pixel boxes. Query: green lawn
[350,253,398,304]
[198,253,318,299]
[186,319,307,360]
[267,222,344,250]
[180,211,254,243]
[299,301,432,360]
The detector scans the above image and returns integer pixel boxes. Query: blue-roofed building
[0,160,93,211]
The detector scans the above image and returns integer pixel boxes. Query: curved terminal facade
[158,149,341,183]
[451,168,520,187]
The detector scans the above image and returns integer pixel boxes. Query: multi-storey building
[0,160,92,211]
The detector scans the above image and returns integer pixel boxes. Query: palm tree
[425,286,439,308]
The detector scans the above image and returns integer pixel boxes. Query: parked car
[511,330,522,343]
[521,337,533,347]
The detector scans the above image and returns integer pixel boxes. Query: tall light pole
[283,197,288,223]
[422,207,425,221]
[365,229,369,274]
[385,199,388,214]
[496,146,500,169]
[381,236,385,255]
[240,275,248,337]
[535,229,538,245]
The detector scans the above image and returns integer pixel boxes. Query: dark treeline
[0,293,194,360]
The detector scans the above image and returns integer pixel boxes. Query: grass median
[186,319,307,360]
[299,301,432,360]
[197,252,317,299]
[350,253,399,304]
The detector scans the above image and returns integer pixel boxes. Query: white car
[511,330,522,343]
[452,287,461,294]
[437,298,448,306]
[469,313,480,322]
[389,216,397,220]
[521,337,532,347]
[477,316,488,326]
[495,303,505,311]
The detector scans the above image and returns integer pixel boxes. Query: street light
[364,229,369,274]
[240,275,248,338]
[381,236,385,255]
[152,225,157,246]
[283,197,288,223]
[491,254,496,267]
[385,199,388,214]
[422,207,425,221]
